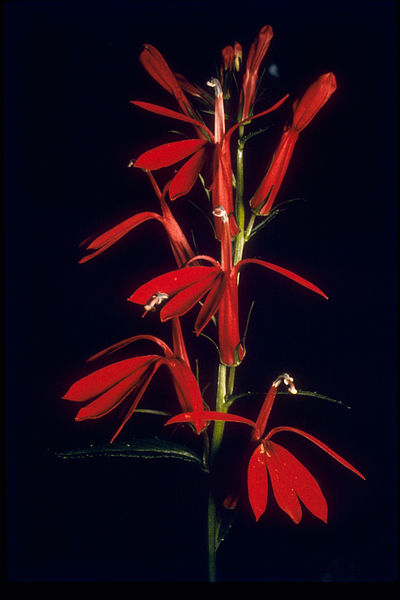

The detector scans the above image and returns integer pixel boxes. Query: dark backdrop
[5,0,398,582]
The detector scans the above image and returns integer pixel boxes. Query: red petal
[217,274,243,367]
[164,410,256,429]
[79,212,162,263]
[253,384,278,441]
[266,426,365,480]
[160,270,219,322]
[250,129,298,214]
[194,272,226,334]
[87,335,173,362]
[134,139,207,170]
[265,441,303,524]
[131,101,214,140]
[169,147,208,200]
[269,441,328,523]
[164,358,205,433]
[62,356,157,402]
[235,258,328,299]
[247,444,269,521]
[109,358,164,442]
[128,266,218,306]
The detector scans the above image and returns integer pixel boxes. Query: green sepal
[55,437,209,472]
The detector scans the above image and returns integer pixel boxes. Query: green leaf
[55,438,209,472]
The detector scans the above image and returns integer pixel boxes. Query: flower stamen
[272,372,298,394]
[142,292,169,317]
[212,206,229,223]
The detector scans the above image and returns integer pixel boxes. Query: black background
[5,0,398,582]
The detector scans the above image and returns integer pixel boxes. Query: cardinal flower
[62,319,205,441]
[250,72,337,215]
[128,207,327,366]
[79,174,195,267]
[166,373,365,523]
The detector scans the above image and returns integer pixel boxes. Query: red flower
[248,374,365,523]
[128,208,327,366]
[240,25,274,121]
[166,373,365,524]
[79,174,195,268]
[62,320,205,441]
[250,72,337,215]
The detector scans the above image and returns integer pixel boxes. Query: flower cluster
[63,24,363,545]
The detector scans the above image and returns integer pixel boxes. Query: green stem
[210,363,227,464]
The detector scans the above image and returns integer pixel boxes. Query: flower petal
[269,441,328,523]
[62,356,158,402]
[194,272,226,334]
[128,266,218,306]
[164,410,256,429]
[79,212,162,263]
[235,257,328,299]
[249,128,298,215]
[247,444,269,521]
[266,426,365,480]
[134,139,207,170]
[160,270,220,322]
[164,358,205,434]
[131,101,214,141]
[292,72,337,133]
[87,335,173,363]
[265,441,303,524]
[169,147,208,201]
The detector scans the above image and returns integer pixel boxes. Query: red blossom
[63,321,205,441]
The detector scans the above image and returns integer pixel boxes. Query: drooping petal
[62,356,158,402]
[131,101,214,141]
[169,146,208,201]
[79,212,163,263]
[266,426,365,480]
[128,266,219,306]
[264,441,303,524]
[247,443,269,521]
[269,441,328,523]
[160,270,220,322]
[194,272,226,335]
[74,365,151,422]
[164,410,257,429]
[134,139,207,170]
[235,257,328,299]
[109,358,164,443]
[87,335,173,363]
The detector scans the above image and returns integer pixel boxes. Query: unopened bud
[234,42,242,71]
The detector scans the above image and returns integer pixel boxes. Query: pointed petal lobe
[247,444,269,521]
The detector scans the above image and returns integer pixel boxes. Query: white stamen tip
[143,292,169,312]
[273,372,298,394]
[212,206,228,222]
[207,77,223,97]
